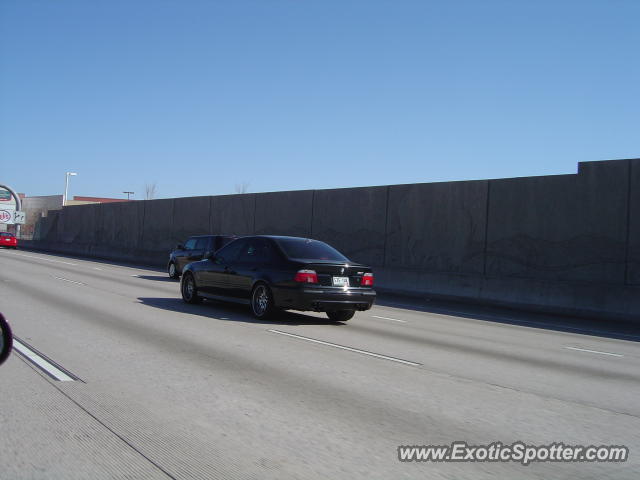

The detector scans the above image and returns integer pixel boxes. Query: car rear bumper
[275,286,376,312]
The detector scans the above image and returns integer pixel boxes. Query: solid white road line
[268,329,422,366]
[371,315,407,323]
[2,249,158,275]
[564,346,623,358]
[53,276,86,286]
[5,252,78,266]
[13,339,76,381]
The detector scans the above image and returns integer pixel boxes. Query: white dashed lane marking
[268,329,421,366]
[53,276,86,286]
[371,315,406,323]
[565,346,623,358]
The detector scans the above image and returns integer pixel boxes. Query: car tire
[326,310,355,322]
[168,262,179,279]
[181,273,201,304]
[251,283,275,319]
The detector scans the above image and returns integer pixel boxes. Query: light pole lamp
[63,172,78,206]
[123,191,134,200]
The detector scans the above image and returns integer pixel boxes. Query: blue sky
[1,0,638,199]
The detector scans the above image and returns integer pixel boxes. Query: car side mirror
[0,313,13,367]
[204,251,215,261]
[176,244,184,250]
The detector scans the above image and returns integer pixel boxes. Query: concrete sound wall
[140,198,175,256]
[92,201,145,261]
[628,159,640,286]
[33,210,59,241]
[385,180,488,274]
[311,186,387,267]
[26,158,640,321]
[486,161,628,284]
[254,190,314,237]
[210,193,255,235]
[172,196,211,247]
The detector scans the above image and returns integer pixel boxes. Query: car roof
[187,234,232,239]
[251,235,318,242]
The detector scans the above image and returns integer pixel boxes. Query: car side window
[195,238,208,250]
[215,239,246,265]
[216,236,236,251]
[237,239,277,264]
[183,238,197,250]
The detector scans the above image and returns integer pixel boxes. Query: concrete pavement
[0,249,638,479]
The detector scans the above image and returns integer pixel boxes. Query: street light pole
[123,191,134,201]
[63,172,78,206]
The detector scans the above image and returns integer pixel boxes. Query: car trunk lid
[293,261,372,288]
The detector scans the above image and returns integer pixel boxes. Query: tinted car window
[195,238,208,250]
[215,238,247,264]
[0,233,13,237]
[216,235,237,251]
[183,238,197,250]
[276,238,349,262]
[237,239,278,264]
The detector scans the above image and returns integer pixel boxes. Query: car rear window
[276,238,349,262]
[0,233,14,238]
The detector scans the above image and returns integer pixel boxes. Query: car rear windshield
[276,238,349,262]
[0,233,14,237]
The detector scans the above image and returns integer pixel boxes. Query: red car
[0,232,17,249]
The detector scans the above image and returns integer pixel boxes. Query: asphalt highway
[1,249,639,479]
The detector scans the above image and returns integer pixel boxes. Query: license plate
[332,276,350,287]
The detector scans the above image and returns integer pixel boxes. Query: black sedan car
[180,235,376,321]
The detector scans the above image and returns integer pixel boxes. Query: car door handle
[224,267,236,274]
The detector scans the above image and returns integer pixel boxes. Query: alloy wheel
[252,285,269,316]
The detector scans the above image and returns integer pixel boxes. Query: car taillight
[294,269,318,283]
[361,272,374,286]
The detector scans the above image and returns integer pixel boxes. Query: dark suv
[168,235,236,279]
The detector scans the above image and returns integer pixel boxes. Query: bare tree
[145,182,158,200]
[234,182,250,194]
